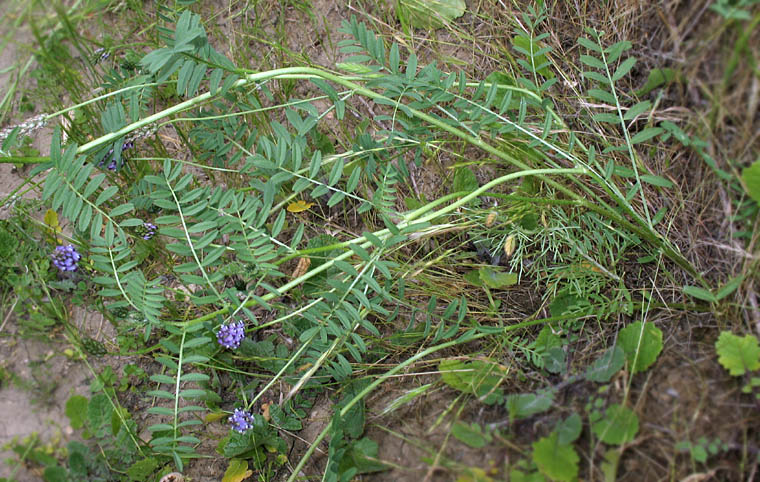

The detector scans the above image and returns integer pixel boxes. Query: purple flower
[137,222,157,240]
[100,140,135,170]
[51,244,81,272]
[217,320,245,349]
[93,47,111,63]
[229,408,253,433]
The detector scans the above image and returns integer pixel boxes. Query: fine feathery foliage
[4,2,750,479]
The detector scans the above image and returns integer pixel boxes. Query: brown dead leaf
[291,256,311,278]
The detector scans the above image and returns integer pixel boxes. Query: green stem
[175,168,585,328]
[0,156,50,164]
[26,64,701,283]
[285,313,563,482]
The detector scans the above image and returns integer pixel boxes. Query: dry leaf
[287,200,314,213]
[261,401,272,422]
[291,256,311,278]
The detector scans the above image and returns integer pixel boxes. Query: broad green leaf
[635,68,676,96]
[612,57,636,81]
[556,413,582,445]
[532,431,579,481]
[542,347,566,374]
[623,100,652,120]
[618,321,663,373]
[397,0,466,30]
[587,88,616,104]
[339,437,387,475]
[578,36,602,53]
[65,395,89,430]
[534,325,564,373]
[591,403,638,445]
[87,393,113,437]
[452,166,478,193]
[451,421,492,448]
[222,459,253,482]
[601,449,620,482]
[640,174,673,188]
[585,346,625,382]
[630,127,664,144]
[463,269,484,287]
[505,390,554,420]
[439,358,506,405]
[715,331,760,376]
[741,159,760,204]
[269,404,302,431]
[478,267,518,289]
[683,285,717,302]
[43,467,69,482]
[716,275,744,300]
[593,113,620,123]
[126,457,159,481]
[580,54,606,70]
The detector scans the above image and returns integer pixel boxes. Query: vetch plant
[1,2,731,478]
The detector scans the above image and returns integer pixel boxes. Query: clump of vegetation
[0,0,758,480]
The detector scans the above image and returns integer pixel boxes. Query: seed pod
[485,211,497,227]
[504,235,516,258]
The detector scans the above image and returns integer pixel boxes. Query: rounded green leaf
[222,459,253,482]
[65,395,89,430]
[715,331,760,376]
[556,413,583,445]
[618,321,663,373]
[532,431,579,481]
[591,403,638,445]
[585,346,625,382]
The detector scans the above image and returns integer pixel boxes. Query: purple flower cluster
[93,47,111,64]
[51,244,81,272]
[228,408,253,433]
[137,222,157,240]
[100,140,134,171]
[217,320,245,349]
